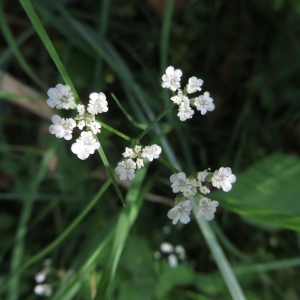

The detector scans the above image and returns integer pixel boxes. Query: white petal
[89,92,99,101]
[51,115,61,124]
[180,213,190,224]
[227,174,236,183]
[177,172,186,180]
[47,88,59,99]
[204,211,214,221]
[46,98,57,108]
[221,181,232,192]
[166,66,175,76]
[174,69,182,77]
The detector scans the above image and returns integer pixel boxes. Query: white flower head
[77,104,85,116]
[186,76,203,94]
[75,112,96,131]
[211,167,236,192]
[123,147,135,158]
[49,115,76,140]
[115,158,136,180]
[47,84,76,110]
[194,92,215,115]
[177,102,194,121]
[200,185,210,194]
[136,158,144,169]
[141,144,162,161]
[182,178,198,197]
[168,254,178,268]
[34,284,53,297]
[167,200,192,225]
[170,172,191,193]
[197,169,210,182]
[34,271,47,283]
[170,90,189,105]
[90,121,101,134]
[87,92,108,115]
[71,131,100,160]
[77,120,85,130]
[197,197,219,221]
[162,66,182,92]
[134,145,142,154]
[160,242,174,253]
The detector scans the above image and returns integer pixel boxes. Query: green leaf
[214,153,300,231]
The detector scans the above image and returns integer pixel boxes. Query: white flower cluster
[47,84,109,160]
[167,167,236,225]
[161,66,215,121]
[155,242,186,268]
[33,258,52,297]
[115,144,162,181]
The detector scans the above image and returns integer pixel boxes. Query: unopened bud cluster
[161,66,215,121]
[115,144,162,181]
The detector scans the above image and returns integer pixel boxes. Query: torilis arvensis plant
[46,66,236,225]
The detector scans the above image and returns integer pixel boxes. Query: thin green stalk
[190,197,246,300]
[158,157,179,173]
[0,0,47,90]
[99,121,134,143]
[0,179,111,296]
[19,0,80,103]
[136,103,175,142]
[8,148,54,300]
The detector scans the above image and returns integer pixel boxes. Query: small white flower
[194,92,215,115]
[46,84,75,110]
[87,92,108,115]
[34,271,47,283]
[141,144,162,161]
[75,112,96,130]
[77,120,85,130]
[186,76,203,94]
[134,145,142,154]
[199,185,210,194]
[77,104,85,116]
[136,158,144,169]
[162,66,182,91]
[34,284,53,297]
[115,158,136,180]
[170,172,191,193]
[211,167,236,192]
[123,147,135,158]
[177,102,194,121]
[197,169,209,182]
[197,197,219,221]
[168,254,178,268]
[182,178,198,197]
[170,90,189,105]
[71,131,100,160]
[167,200,192,225]
[160,242,174,253]
[90,121,101,134]
[49,115,76,140]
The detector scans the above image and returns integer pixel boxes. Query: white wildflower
[77,104,85,116]
[197,197,219,221]
[34,271,47,283]
[34,284,53,297]
[197,169,210,182]
[90,121,101,134]
[71,131,100,160]
[136,158,144,169]
[161,66,182,91]
[77,120,85,130]
[170,172,191,193]
[134,145,142,154]
[123,147,135,158]
[167,200,192,225]
[160,242,173,253]
[87,92,108,115]
[182,178,198,197]
[46,84,75,110]
[170,90,189,105]
[211,167,236,192]
[75,112,96,130]
[168,254,178,268]
[186,76,203,94]
[199,185,210,194]
[141,144,162,161]
[194,92,215,115]
[115,158,136,180]
[177,102,194,121]
[49,115,76,140]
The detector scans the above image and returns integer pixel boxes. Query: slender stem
[158,157,179,173]
[136,103,175,142]
[99,121,135,143]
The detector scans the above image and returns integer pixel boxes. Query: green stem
[99,122,134,143]
[158,157,179,173]
[136,103,175,142]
